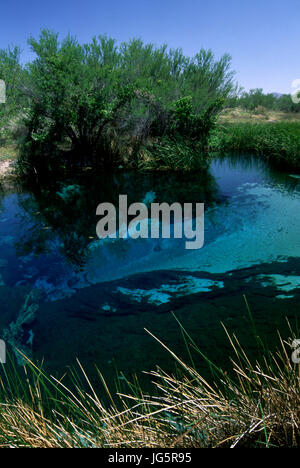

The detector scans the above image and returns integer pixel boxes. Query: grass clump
[138,137,210,171]
[210,121,300,171]
[0,319,299,448]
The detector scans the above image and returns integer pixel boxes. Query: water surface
[0,155,299,388]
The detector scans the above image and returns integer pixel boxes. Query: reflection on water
[15,169,220,269]
[0,156,299,388]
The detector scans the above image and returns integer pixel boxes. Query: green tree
[20,31,134,174]
[15,30,236,176]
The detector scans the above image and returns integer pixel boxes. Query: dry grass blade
[0,322,298,448]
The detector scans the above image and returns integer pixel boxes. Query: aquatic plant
[139,136,210,170]
[56,184,82,202]
[210,122,300,171]
[0,320,298,448]
[2,289,41,365]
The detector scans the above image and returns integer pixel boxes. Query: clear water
[0,155,299,388]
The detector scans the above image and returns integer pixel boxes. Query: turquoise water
[0,156,299,387]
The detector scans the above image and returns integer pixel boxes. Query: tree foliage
[1,30,237,175]
[0,46,25,135]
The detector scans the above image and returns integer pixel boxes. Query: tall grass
[138,136,210,171]
[210,122,300,171]
[0,320,299,448]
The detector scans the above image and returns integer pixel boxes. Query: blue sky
[0,0,299,93]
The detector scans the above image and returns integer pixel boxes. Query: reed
[0,318,299,448]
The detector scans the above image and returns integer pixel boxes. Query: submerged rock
[3,289,42,364]
[56,184,82,202]
[116,276,224,305]
[258,274,300,292]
